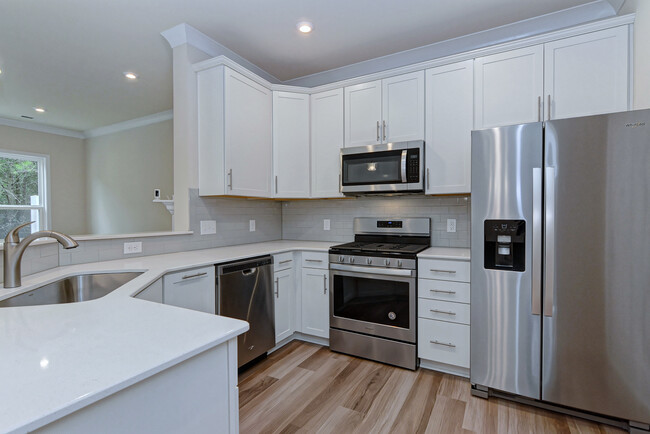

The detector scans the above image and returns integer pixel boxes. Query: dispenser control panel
[484,220,525,271]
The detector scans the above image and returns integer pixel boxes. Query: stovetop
[330,241,428,256]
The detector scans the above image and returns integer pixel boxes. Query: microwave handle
[401,150,407,183]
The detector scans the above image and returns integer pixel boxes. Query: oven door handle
[401,150,407,183]
[330,263,415,278]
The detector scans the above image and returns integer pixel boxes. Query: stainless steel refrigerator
[470,109,650,431]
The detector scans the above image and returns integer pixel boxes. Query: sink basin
[0,272,143,308]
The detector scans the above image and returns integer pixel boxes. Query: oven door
[329,266,416,343]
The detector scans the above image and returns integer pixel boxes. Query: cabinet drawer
[418,259,470,282]
[418,279,470,304]
[418,318,469,368]
[301,251,328,269]
[418,299,470,325]
[273,252,294,272]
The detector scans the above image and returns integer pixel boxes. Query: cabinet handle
[429,289,456,294]
[429,269,456,274]
[275,175,278,194]
[275,277,279,298]
[174,272,208,283]
[279,259,292,265]
[305,259,323,263]
[382,120,386,141]
[538,96,541,122]
[426,168,430,190]
[323,274,327,294]
[430,340,456,348]
[547,95,551,121]
[376,121,380,141]
[430,309,457,316]
[227,169,233,190]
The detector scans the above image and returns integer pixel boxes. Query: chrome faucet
[3,222,78,288]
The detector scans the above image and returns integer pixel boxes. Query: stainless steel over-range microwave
[340,141,424,194]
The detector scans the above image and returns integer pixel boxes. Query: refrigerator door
[471,122,543,399]
[543,109,650,424]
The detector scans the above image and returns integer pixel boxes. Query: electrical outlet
[447,219,457,233]
[323,219,331,231]
[200,220,217,235]
[249,220,256,232]
[123,242,142,254]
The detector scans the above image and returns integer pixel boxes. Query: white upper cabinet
[311,88,344,198]
[273,91,310,198]
[425,60,474,194]
[344,71,424,147]
[544,26,629,120]
[382,71,425,143]
[474,45,544,129]
[344,80,382,147]
[197,66,273,197]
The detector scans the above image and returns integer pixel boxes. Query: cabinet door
[425,60,473,194]
[273,91,310,198]
[474,45,544,129]
[134,278,163,303]
[382,71,424,143]
[311,89,344,198]
[224,68,273,197]
[301,268,329,338]
[345,80,382,147]
[274,268,294,343]
[163,266,216,314]
[544,26,629,120]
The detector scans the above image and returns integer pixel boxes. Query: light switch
[200,220,217,235]
[249,220,256,232]
[323,219,331,231]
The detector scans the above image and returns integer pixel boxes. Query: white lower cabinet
[273,267,294,343]
[134,278,163,303]
[418,258,471,375]
[163,266,216,314]
[301,266,329,339]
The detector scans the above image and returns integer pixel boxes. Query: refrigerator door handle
[532,168,542,315]
[544,167,556,317]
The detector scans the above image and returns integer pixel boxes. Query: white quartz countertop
[418,247,471,261]
[0,240,335,433]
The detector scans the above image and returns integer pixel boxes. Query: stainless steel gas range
[328,217,430,370]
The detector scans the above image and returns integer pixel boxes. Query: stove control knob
[366,258,372,265]
[384,259,391,267]
[349,257,355,264]
[339,255,345,263]
[397,259,403,268]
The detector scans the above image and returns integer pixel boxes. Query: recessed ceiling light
[297,21,313,33]
[33,107,46,113]
[0,68,3,75]
[124,72,138,80]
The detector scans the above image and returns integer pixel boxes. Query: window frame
[0,149,51,234]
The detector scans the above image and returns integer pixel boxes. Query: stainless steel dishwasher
[217,255,275,367]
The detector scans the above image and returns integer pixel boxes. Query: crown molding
[0,117,85,139]
[83,110,173,138]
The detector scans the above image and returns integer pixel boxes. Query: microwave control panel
[407,149,420,183]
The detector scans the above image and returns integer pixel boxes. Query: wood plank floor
[239,341,626,434]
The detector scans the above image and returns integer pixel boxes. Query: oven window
[342,150,403,185]
[333,274,410,328]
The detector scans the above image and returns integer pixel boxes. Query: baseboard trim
[419,358,469,378]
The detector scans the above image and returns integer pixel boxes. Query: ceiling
[0,0,620,132]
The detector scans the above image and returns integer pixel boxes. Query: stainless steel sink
[0,272,143,308]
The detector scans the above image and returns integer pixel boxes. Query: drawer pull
[305,259,323,263]
[430,309,456,316]
[176,272,208,283]
[430,269,456,274]
[279,259,292,265]
[430,340,456,348]
[429,289,456,295]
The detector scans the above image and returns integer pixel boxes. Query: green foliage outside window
[0,156,40,238]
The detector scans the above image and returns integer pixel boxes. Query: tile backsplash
[2,191,470,283]
[282,195,470,247]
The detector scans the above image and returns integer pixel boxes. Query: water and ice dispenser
[484,220,525,271]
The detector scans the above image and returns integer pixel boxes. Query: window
[0,150,49,239]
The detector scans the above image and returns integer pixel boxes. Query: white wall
[0,124,87,235]
[621,0,650,109]
[85,120,173,234]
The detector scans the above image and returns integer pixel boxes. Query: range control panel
[484,220,525,271]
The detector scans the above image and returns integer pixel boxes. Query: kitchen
[0,0,648,433]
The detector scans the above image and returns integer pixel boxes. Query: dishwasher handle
[217,255,273,275]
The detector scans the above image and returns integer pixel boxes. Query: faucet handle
[4,222,35,244]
